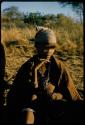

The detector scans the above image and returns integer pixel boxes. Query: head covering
[35,26,56,48]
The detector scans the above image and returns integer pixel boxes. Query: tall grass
[1,23,83,90]
[1,26,36,46]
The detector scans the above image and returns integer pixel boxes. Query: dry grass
[1,26,84,91]
[1,26,36,46]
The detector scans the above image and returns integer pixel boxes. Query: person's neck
[37,55,51,62]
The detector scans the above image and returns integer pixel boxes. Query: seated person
[7,27,83,124]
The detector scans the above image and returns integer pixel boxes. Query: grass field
[1,25,84,91]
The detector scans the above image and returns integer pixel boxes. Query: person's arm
[65,71,82,100]
[58,61,82,101]
[7,60,33,111]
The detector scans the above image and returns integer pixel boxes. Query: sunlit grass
[1,25,83,90]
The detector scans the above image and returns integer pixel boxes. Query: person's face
[36,46,55,59]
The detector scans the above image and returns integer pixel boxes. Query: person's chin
[46,55,51,59]
[38,54,51,59]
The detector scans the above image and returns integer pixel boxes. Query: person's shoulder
[52,56,65,66]
[21,55,36,67]
[52,56,68,71]
[12,55,37,83]
[16,55,36,74]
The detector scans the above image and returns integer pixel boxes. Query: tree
[59,2,83,23]
[2,6,23,20]
[24,12,43,25]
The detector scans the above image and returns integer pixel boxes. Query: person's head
[35,27,56,60]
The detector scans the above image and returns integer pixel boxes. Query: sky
[1,1,79,20]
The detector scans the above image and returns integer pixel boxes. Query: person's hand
[45,83,55,95]
[31,94,37,101]
[51,92,63,100]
